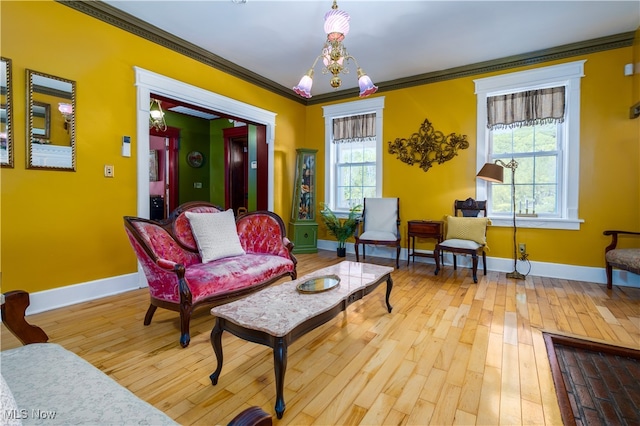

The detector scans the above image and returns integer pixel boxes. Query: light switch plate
[105,165,114,177]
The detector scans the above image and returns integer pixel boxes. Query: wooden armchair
[354,198,401,268]
[434,198,489,283]
[604,230,640,289]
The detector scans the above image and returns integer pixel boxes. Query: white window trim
[474,61,585,230]
[323,97,385,213]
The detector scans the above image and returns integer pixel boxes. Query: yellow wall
[308,47,640,268]
[1,1,638,295]
[0,1,306,293]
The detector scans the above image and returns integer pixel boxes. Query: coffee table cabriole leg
[209,318,225,385]
[273,338,288,419]
[385,276,393,313]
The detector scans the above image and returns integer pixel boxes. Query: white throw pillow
[185,209,245,263]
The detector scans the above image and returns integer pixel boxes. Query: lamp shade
[58,103,73,115]
[357,73,378,98]
[477,162,504,183]
[293,72,314,98]
[324,8,350,41]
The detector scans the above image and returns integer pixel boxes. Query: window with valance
[474,61,585,230]
[323,98,385,213]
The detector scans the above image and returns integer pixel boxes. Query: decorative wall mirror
[26,69,76,170]
[1,57,12,168]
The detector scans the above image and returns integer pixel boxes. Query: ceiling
[100,0,639,101]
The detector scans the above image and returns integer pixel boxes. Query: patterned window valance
[487,86,565,130]
[332,113,376,144]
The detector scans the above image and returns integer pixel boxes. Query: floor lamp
[477,159,525,280]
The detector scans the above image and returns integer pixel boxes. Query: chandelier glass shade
[58,103,73,123]
[58,103,73,132]
[293,0,377,99]
[149,98,167,132]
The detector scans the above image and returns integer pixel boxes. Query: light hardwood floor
[2,250,639,425]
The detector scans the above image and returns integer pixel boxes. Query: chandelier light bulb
[149,98,167,131]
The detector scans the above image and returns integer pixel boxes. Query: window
[323,97,385,213]
[474,61,585,230]
[489,122,562,216]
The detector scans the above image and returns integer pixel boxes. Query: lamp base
[506,270,526,280]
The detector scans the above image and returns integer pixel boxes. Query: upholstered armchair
[354,198,401,268]
[604,230,640,289]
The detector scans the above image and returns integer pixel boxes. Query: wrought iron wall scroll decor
[387,119,469,172]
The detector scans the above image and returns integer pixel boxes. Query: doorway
[135,67,276,219]
[225,127,248,215]
[149,126,180,218]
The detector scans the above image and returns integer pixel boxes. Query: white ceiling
[103,0,639,98]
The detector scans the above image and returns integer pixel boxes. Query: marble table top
[210,261,393,337]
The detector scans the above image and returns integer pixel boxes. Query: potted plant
[319,203,362,257]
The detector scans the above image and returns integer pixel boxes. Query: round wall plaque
[187,151,204,168]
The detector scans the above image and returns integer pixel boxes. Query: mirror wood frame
[26,69,76,171]
[1,57,13,168]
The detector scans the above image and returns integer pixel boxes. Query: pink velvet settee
[124,202,297,347]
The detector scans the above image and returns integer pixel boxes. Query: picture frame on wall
[149,150,159,181]
[187,150,204,168]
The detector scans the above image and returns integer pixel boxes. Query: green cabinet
[289,149,318,254]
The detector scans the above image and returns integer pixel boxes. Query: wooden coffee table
[209,261,394,419]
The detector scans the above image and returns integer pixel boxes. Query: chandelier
[293,0,377,99]
[149,98,167,131]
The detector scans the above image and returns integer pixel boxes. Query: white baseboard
[318,239,640,288]
[10,243,638,316]
[23,273,145,316]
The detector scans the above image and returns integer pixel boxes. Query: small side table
[407,220,444,266]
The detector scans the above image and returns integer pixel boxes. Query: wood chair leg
[434,247,441,275]
[482,252,487,275]
[355,243,360,262]
[179,304,193,348]
[472,254,478,283]
[606,263,613,289]
[453,255,457,270]
[395,246,400,269]
[144,304,157,326]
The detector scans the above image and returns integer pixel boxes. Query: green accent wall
[209,120,233,207]
[247,125,257,212]
[164,111,211,205]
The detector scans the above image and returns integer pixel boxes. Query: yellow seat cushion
[445,216,489,245]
